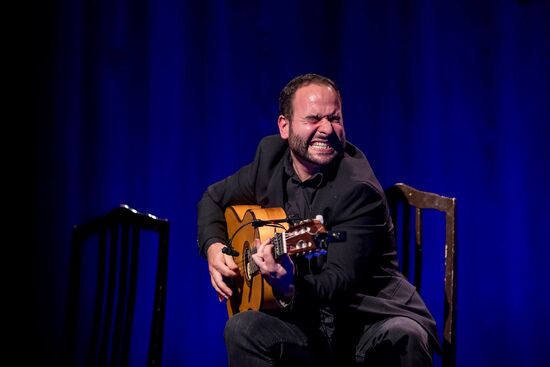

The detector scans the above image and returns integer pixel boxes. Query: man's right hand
[206,242,239,301]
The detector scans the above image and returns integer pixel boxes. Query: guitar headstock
[273,218,327,257]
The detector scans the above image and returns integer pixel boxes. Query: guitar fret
[248,247,258,274]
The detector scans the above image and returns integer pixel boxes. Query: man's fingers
[207,242,239,276]
[217,263,238,277]
[209,274,224,297]
[206,242,239,300]
[213,251,239,277]
[224,253,239,271]
[262,244,276,266]
[210,271,232,299]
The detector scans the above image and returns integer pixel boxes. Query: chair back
[385,183,457,367]
[64,204,169,367]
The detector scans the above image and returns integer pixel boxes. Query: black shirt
[283,152,324,221]
[282,152,336,346]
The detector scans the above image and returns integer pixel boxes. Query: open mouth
[309,141,334,154]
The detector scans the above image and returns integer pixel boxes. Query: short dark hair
[278,73,341,121]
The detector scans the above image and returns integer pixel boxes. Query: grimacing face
[278,83,346,178]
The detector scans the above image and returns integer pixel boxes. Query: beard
[287,127,345,168]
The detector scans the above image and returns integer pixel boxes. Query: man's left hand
[251,237,295,301]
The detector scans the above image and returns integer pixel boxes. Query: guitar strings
[235,223,287,269]
[232,223,300,269]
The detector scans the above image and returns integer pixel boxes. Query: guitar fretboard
[246,232,286,276]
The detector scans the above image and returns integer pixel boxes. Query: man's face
[279,83,346,175]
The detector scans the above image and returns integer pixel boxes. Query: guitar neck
[247,232,286,275]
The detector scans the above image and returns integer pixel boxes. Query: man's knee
[357,317,431,366]
[224,311,260,343]
[388,317,427,338]
[384,317,429,350]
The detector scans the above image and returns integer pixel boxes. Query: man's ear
[278,115,289,140]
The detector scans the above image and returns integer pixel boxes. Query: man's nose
[317,118,334,135]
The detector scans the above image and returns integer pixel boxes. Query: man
[197,73,439,366]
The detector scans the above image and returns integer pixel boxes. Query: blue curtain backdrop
[33,0,550,366]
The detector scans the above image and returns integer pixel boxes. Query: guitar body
[224,205,289,317]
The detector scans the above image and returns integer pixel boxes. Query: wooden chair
[385,183,457,367]
[64,204,170,367]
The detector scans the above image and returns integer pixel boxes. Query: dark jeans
[224,310,432,367]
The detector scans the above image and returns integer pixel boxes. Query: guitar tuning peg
[315,215,324,224]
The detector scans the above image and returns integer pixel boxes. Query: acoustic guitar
[223,205,328,317]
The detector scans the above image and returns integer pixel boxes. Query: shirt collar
[284,151,325,188]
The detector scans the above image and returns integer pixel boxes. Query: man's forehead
[296,82,334,93]
[295,84,338,101]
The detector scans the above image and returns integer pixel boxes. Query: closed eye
[328,115,341,123]
[304,114,341,124]
[305,115,322,123]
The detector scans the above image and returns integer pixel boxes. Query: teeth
[311,142,330,148]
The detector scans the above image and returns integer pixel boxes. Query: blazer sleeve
[196,136,284,257]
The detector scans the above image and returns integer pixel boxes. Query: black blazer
[197,134,440,351]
